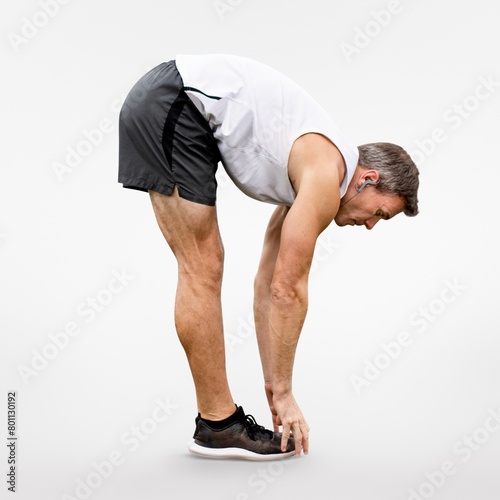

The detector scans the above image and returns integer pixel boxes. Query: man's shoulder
[288,133,346,194]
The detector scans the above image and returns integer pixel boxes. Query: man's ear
[360,169,380,184]
[356,170,380,192]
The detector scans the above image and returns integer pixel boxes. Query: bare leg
[149,187,235,420]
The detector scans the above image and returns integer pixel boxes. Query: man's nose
[364,218,380,230]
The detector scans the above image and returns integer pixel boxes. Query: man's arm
[257,133,344,455]
[254,206,289,431]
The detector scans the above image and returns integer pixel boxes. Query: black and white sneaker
[188,406,295,461]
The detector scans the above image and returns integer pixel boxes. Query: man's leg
[149,187,235,421]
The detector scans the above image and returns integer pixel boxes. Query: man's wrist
[271,380,292,397]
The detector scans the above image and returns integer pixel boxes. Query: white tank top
[175,54,359,206]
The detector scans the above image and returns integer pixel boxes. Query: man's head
[334,142,420,230]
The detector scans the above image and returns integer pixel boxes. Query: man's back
[176,53,359,205]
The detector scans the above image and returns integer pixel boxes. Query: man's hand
[274,391,309,456]
[265,382,309,456]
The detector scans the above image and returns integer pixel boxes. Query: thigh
[149,187,223,273]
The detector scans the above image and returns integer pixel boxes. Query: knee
[205,246,224,284]
[179,243,224,286]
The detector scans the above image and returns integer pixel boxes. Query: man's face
[334,186,405,230]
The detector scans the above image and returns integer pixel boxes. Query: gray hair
[357,142,419,216]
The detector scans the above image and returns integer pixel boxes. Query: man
[118,54,419,461]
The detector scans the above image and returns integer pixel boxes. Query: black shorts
[118,61,221,206]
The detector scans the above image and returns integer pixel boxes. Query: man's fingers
[292,428,302,455]
[302,428,309,455]
[285,422,309,456]
[281,424,291,452]
[283,422,303,455]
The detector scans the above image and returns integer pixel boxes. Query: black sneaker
[187,406,295,460]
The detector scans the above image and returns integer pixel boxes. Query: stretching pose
[118,54,419,460]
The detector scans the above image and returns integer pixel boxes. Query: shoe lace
[244,414,273,440]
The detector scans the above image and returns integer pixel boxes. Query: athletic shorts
[118,60,221,206]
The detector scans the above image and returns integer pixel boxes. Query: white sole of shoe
[187,439,295,461]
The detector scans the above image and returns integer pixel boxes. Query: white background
[2,1,500,499]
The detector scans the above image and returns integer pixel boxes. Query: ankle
[199,404,238,422]
[200,405,240,429]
